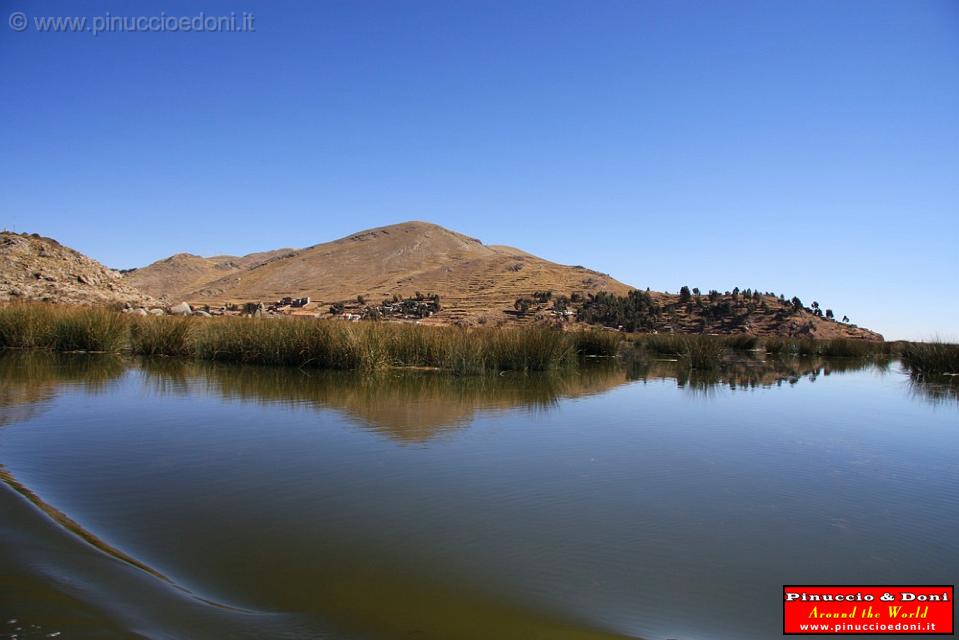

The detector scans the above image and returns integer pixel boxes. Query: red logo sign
[784,585,954,635]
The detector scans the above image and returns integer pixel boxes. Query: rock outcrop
[0,232,155,307]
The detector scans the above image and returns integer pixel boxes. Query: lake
[1,351,956,640]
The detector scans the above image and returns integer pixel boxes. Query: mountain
[123,221,881,339]
[122,248,295,301]
[125,221,632,323]
[0,232,155,307]
[1,224,880,340]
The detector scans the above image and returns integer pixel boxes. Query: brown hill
[558,289,883,341]
[0,232,156,307]
[127,221,632,323]
[123,248,295,301]
[122,221,881,339]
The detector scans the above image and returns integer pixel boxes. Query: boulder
[132,308,149,316]
[170,302,192,315]
[194,310,212,317]
[149,308,166,316]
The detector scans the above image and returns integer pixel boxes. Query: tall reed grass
[129,316,194,356]
[0,304,617,374]
[764,337,883,357]
[0,304,126,352]
[900,340,959,377]
[721,334,760,351]
[569,329,621,357]
[634,334,727,369]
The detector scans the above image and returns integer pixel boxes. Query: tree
[825,309,834,319]
[514,298,531,315]
[791,296,803,311]
[575,289,660,332]
[679,285,691,302]
[692,287,700,296]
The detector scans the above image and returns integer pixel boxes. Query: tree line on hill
[514,286,851,332]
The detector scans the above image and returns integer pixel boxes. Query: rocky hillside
[0,232,155,307]
[1,226,881,340]
[123,248,295,301]
[125,221,632,323]
[539,288,883,340]
[122,221,881,339]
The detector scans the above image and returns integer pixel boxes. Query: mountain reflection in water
[3,351,937,441]
[0,350,956,640]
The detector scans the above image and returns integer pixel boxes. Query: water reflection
[0,349,956,640]
[137,358,632,442]
[1,351,952,439]
[624,352,901,393]
[907,375,959,404]
[0,352,125,427]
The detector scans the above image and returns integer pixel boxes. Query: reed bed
[682,336,727,370]
[721,334,760,351]
[570,329,621,357]
[129,315,194,356]
[0,303,55,348]
[631,333,888,369]
[191,320,586,373]
[763,337,883,357]
[900,340,959,377]
[0,304,618,374]
[0,304,126,352]
[635,334,694,356]
[818,339,881,358]
[633,334,727,369]
[763,337,816,356]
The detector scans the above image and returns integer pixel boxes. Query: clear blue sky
[1,0,956,340]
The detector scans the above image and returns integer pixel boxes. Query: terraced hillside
[121,221,882,339]
[126,221,631,321]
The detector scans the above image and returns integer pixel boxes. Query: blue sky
[1,0,956,340]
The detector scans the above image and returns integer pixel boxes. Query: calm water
[0,352,956,640]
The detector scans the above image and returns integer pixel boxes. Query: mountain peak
[124,222,629,316]
[333,221,483,247]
